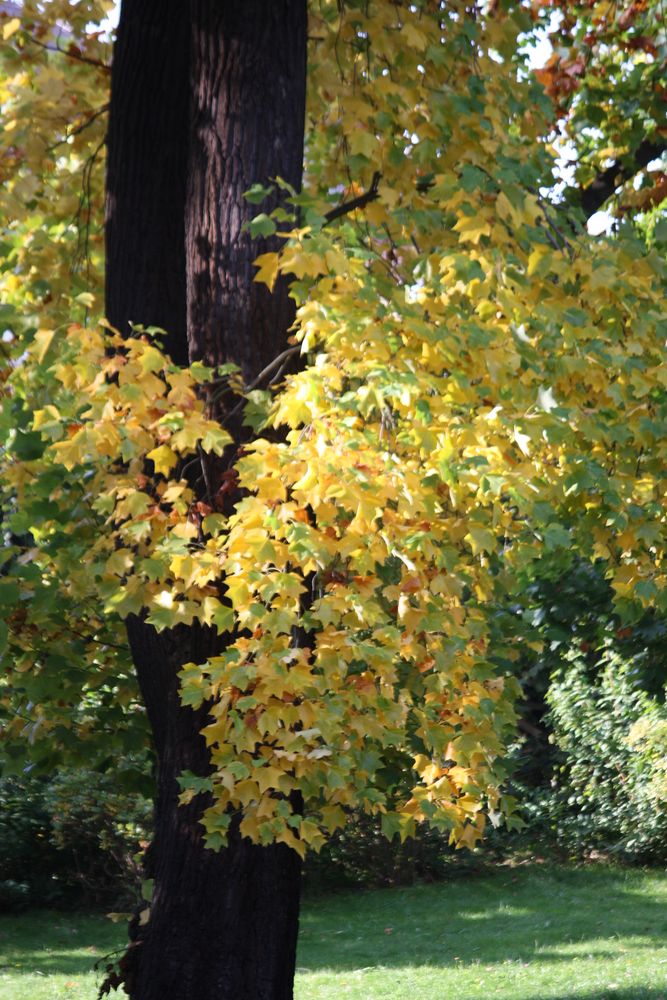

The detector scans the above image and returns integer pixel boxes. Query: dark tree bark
[186,2,306,381]
[580,137,666,219]
[105,2,308,998]
[105,0,190,366]
[122,619,303,1000]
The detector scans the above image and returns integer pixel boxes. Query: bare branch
[47,103,110,153]
[28,34,111,72]
[580,138,666,219]
[324,171,382,225]
[220,344,301,427]
[245,344,301,393]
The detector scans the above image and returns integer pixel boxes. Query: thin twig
[221,344,301,427]
[72,135,105,276]
[539,223,562,253]
[536,195,575,257]
[47,103,109,153]
[197,443,215,504]
[250,345,302,392]
[66,624,130,653]
[28,34,111,71]
[324,171,382,225]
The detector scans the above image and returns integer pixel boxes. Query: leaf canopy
[0,0,665,856]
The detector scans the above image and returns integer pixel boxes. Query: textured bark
[185,1,307,382]
[105,2,308,998]
[105,0,190,365]
[123,619,303,1000]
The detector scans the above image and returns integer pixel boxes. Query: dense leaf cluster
[0,1,665,857]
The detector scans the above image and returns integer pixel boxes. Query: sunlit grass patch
[294,865,667,1000]
[1,866,666,1000]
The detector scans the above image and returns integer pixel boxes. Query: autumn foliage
[1,1,666,858]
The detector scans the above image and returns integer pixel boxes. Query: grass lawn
[1,865,666,999]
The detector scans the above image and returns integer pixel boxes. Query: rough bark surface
[105,0,190,365]
[123,619,303,1000]
[185,1,307,382]
[104,2,308,998]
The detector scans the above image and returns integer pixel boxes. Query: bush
[0,767,152,910]
[43,769,152,904]
[626,715,667,812]
[0,879,32,911]
[539,648,667,862]
[304,810,487,889]
[0,774,68,909]
[2,768,482,901]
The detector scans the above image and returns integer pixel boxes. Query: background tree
[0,3,665,1000]
[531,0,666,220]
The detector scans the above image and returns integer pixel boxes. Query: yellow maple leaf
[253,252,280,291]
[3,17,20,40]
[33,328,58,364]
[453,214,491,244]
[146,444,178,476]
[348,130,377,159]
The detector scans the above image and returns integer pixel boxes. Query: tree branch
[580,138,666,218]
[29,34,111,71]
[47,103,110,152]
[323,171,381,225]
[219,344,301,428]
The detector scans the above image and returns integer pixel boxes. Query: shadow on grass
[0,910,124,977]
[2,866,666,983]
[297,864,667,973]
[0,952,114,977]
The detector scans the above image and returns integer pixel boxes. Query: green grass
[0,909,124,1000]
[1,865,667,999]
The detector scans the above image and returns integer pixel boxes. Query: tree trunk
[105,0,190,366]
[105,2,308,998]
[186,1,306,381]
[123,619,303,1000]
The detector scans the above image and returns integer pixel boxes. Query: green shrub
[626,715,667,810]
[0,768,151,910]
[304,809,486,889]
[42,769,152,904]
[541,648,667,861]
[0,879,32,911]
[0,774,69,909]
